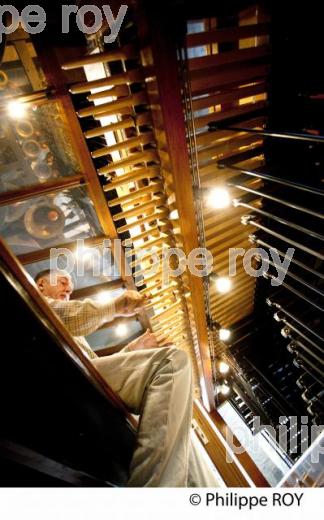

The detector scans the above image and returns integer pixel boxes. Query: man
[35,269,219,487]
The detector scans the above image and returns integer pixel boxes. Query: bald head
[35,270,74,301]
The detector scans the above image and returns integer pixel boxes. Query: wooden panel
[192,82,266,111]
[189,45,270,71]
[0,175,85,207]
[186,22,270,47]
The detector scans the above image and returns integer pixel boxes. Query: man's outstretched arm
[45,290,147,337]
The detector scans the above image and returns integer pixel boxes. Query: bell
[0,70,8,89]
[33,162,53,181]
[24,201,65,239]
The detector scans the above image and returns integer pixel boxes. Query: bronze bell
[24,201,65,239]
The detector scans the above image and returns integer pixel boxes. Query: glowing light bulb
[219,328,231,341]
[219,361,230,374]
[207,188,231,209]
[169,209,179,220]
[8,101,27,119]
[215,276,232,293]
[96,290,112,304]
[220,384,230,396]
[116,323,128,337]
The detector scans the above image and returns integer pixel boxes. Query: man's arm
[46,297,116,336]
[46,290,147,337]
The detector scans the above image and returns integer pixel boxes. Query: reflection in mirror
[0,100,81,192]
[0,186,103,255]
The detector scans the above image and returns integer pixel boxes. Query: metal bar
[248,221,324,261]
[268,300,324,343]
[251,236,324,280]
[281,319,324,355]
[224,164,324,197]
[217,126,324,144]
[230,183,324,220]
[291,344,324,376]
[267,259,324,298]
[296,353,324,384]
[237,202,324,242]
[266,274,324,313]
[242,357,301,416]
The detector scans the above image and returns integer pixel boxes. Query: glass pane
[86,317,142,351]
[0,186,103,255]
[0,100,81,192]
[0,38,46,96]
[25,247,121,289]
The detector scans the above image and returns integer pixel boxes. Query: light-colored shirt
[45,297,116,360]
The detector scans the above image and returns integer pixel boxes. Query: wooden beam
[189,45,270,72]
[18,235,108,265]
[138,6,215,410]
[73,279,124,299]
[186,23,270,48]
[0,174,85,207]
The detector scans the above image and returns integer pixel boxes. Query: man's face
[37,272,74,301]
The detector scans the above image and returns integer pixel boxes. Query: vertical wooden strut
[136,3,215,410]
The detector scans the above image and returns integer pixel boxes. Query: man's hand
[127,329,174,351]
[114,290,147,317]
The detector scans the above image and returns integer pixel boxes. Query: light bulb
[215,276,232,293]
[116,323,128,337]
[219,328,231,341]
[207,188,231,209]
[8,101,27,119]
[220,384,230,396]
[219,361,230,374]
[169,209,179,220]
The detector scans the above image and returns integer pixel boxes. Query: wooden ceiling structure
[0,0,280,487]
[0,2,271,411]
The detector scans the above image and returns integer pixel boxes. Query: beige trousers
[92,345,219,487]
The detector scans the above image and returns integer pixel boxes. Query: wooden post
[135,3,215,410]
